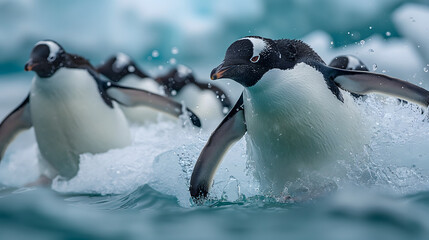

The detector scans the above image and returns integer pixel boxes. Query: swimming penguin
[0,40,201,180]
[96,53,169,124]
[155,65,232,122]
[329,55,369,98]
[190,36,429,199]
[97,54,231,125]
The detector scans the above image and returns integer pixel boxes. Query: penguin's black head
[329,55,368,71]
[96,53,148,82]
[25,40,66,78]
[211,36,325,87]
[211,36,282,87]
[156,65,196,95]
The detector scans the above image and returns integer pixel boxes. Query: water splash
[1,95,428,206]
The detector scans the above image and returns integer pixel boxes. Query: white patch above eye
[36,41,61,62]
[113,52,131,72]
[242,37,268,61]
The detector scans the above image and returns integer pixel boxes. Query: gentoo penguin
[97,54,231,125]
[329,55,369,98]
[155,65,232,122]
[96,53,167,124]
[190,36,429,199]
[0,40,201,180]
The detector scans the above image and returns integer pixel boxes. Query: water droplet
[347,31,350,35]
[223,107,229,114]
[207,83,212,88]
[152,50,159,58]
[424,67,428,73]
[369,26,373,30]
[171,90,177,96]
[372,64,378,71]
[169,58,176,64]
[385,31,391,37]
[158,65,164,70]
[128,65,135,72]
[330,41,334,45]
[382,70,386,73]
[368,49,374,54]
[171,47,179,55]
[360,40,365,45]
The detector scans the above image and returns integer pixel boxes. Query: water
[1,76,429,240]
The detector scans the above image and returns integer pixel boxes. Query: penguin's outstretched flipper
[106,83,202,127]
[0,95,32,160]
[317,62,429,107]
[190,94,246,200]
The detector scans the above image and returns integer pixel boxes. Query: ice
[1,0,425,76]
[393,3,429,63]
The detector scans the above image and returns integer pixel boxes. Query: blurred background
[0,0,428,84]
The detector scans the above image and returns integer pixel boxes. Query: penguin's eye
[47,55,56,62]
[250,55,260,63]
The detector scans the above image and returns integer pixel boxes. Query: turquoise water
[1,186,429,240]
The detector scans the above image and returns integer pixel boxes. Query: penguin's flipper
[0,95,32,160]
[190,94,246,200]
[106,83,202,127]
[320,64,429,107]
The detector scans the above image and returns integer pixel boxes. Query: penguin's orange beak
[24,60,38,71]
[210,64,231,80]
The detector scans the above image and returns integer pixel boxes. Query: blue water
[1,186,429,240]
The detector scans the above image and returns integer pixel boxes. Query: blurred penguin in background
[97,53,231,127]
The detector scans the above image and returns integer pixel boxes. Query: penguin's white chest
[175,85,224,127]
[243,63,367,193]
[30,68,131,178]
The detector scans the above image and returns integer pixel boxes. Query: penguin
[329,55,369,98]
[0,40,201,181]
[189,36,429,199]
[96,53,169,124]
[97,54,231,125]
[155,65,232,122]
[329,55,369,72]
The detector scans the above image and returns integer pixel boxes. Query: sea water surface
[0,74,429,240]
